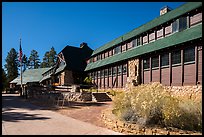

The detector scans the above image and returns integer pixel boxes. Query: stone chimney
[80,42,88,48]
[160,6,171,16]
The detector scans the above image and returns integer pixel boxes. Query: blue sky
[2,2,186,69]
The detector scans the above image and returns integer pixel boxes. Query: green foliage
[4,48,19,82]
[28,50,41,69]
[40,47,57,68]
[22,54,29,71]
[112,83,202,131]
[83,76,92,85]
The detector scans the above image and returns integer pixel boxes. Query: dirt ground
[28,99,113,128]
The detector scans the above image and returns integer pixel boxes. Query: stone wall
[164,85,202,102]
[101,108,202,135]
[60,70,74,85]
[126,58,140,88]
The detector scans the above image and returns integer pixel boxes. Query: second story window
[114,45,121,54]
[172,16,187,33]
[179,16,187,31]
[97,54,101,61]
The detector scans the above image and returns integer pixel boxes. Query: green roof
[40,65,66,82]
[10,68,50,85]
[92,2,202,56]
[85,23,202,71]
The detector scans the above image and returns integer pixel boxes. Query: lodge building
[85,2,202,89]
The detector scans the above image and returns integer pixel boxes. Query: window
[94,72,97,78]
[172,19,179,33]
[97,54,101,61]
[104,69,108,77]
[113,66,117,76]
[137,37,141,46]
[118,65,122,75]
[161,53,169,66]
[97,71,100,78]
[123,64,127,74]
[152,56,159,68]
[179,16,187,31]
[114,46,121,54]
[172,50,181,65]
[132,39,137,47]
[101,70,104,77]
[144,58,150,69]
[172,16,187,33]
[184,46,195,63]
[108,68,112,76]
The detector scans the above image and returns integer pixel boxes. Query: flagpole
[20,38,23,97]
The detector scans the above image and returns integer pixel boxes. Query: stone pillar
[126,58,140,88]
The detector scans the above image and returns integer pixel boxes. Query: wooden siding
[190,12,202,26]
[109,50,112,57]
[123,74,127,87]
[157,28,163,39]
[161,67,170,86]
[112,76,117,88]
[105,51,109,58]
[149,31,155,42]
[101,77,104,88]
[105,77,108,88]
[172,66,182,86]
[152,69,160,82]
[165,24,172,36]
[198,46,202,84]
[118,75,122,88]
[109,76,112,88]
[144,71,150,84]
[127,42,132,49]
[143,35,148,44]
[122,44,126,52]
[183,63,196,85]
[97,77,101,88]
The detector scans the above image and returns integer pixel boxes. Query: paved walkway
[2,94,123,135]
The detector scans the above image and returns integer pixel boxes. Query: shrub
[112,82,202,131]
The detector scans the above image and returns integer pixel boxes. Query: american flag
[19,38,22,62]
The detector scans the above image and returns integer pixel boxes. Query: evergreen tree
[40,51,49,68]
[40,47,57,68]
[49,46,57,67]
[4,48,19,83]
[28,50,40,69]
[2,67,8,91]
[22,54,29,71]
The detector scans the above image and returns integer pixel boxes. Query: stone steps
[92,92,112,102]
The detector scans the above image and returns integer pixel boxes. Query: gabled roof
[85,23,202,71]
[60,44,93,72]
[10,68,50,85]
[91,2,202,56]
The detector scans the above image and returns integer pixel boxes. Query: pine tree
[22,54,29,71]
[4,48,19,83]
[40,51,49,68]
[49,46,57,67]
[28,50,40,69]
[40,47,57,68]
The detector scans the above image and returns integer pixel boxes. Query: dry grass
[112,83,202,132]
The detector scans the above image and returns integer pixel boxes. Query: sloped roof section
[10,68,50,85]
[85,23,202,71]
[61,43,93,72]
[91,2,202,56]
